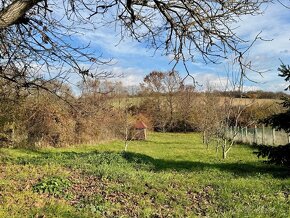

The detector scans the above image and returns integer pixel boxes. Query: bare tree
[194,84,222,149]
[215,64,256,159]
[0,0,111,94]
[163,71,183,128]
[74,79,124,143]
[141,71,166,131]
[176,84,197,132]
[0,0,269,93]
[141,70,183,131]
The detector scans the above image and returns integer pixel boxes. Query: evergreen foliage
[256,64,290,166]
[278,64,290,91]
[255,144,290,166]
[263,97,290,133]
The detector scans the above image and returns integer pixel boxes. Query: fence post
[254,125,258,144]
[241,127,244,142]
[245,126,248,143]
[272,128,276,145]
[262,124,265,145]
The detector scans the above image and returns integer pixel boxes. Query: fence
[226,125,290,146]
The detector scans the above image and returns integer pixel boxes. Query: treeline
[136,88,289,100]
[0,70,284,148]
[129,71,283,132]
[215,90,289,99]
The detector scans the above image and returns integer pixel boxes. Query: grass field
[112,96,281,111]
[0,132,289,217]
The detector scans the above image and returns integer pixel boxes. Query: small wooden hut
[130,120,147,140]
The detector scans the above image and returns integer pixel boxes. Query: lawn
[0,132,289,217]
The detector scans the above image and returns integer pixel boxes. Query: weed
[33,176,71,197]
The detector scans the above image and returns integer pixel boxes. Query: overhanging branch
[0,0,43,28]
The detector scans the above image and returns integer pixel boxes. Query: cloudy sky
[72,2,290,92]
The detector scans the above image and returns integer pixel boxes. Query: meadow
[0,132,289,217]
[113,96,281,108]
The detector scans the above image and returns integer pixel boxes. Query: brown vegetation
[0,78,126,148]
[0,70,284,151]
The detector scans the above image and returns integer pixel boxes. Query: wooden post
[233,126,236,142]
[245,126,248,143]
[254,125,258,144]
[262,124,265,145]
[241,127,244,142]
[272,128,276,145]
[144,129,147,140]
[124,103,129,151]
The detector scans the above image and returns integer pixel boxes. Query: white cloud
[242,85,260,92]
[219,3,290,92]
[236,3,290,60]
[76,27,151,57]
[191,72,230,91]
[106,66,145,86]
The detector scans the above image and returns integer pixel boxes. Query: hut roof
[134,120,147,129]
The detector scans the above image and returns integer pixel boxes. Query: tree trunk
[222,149,227,159]
[216,138,220,153]
[124,126,128,151]
[222,139,227,159]
[205,135,209,149]
[0,0,42,28]
[124,106,128,151]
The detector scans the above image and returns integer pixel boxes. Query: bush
[254,144,290,167]
[33,177,71,197]
[164,120,198,132]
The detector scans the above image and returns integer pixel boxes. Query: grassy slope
[112,96,281,108]
[0,132,289,217]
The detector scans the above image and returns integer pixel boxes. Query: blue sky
[71,2,290,92]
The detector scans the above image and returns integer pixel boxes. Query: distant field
[112,96,281,108]
[229,97,281,106]
[0,132,289,217]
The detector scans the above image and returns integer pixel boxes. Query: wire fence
[226,126,290,146]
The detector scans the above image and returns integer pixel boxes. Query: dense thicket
[0,79,126,148]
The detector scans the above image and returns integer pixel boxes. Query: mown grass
[0,132,289,217]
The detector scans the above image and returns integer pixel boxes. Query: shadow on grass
[2,149,289,179]
[136,140,189,146]
[122,152,290,178]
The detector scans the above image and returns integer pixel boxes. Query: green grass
[0,132,289,217]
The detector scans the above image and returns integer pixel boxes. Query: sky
[71,2,290,92]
